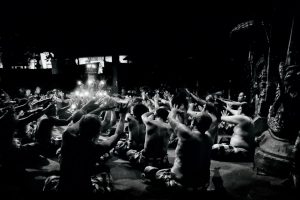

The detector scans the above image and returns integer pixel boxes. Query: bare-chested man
[35,102,73,147]
[188,102,219,145]
[211,103,255,162]
[114,102,149,156]
[142,105,212,193]
[43,104,128,194]
[125,107,172,169]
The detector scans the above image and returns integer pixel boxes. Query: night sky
[0,0,299,94]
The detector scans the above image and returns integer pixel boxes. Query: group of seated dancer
[0,85,256,195]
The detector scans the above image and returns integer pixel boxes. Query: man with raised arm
[125,107,172,169]
[142,105,212,193]
[114,101,149,156]
[43,103,128,194]
[211,103,255,162]
[188,102,219,145]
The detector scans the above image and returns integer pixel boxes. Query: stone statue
[268,62,300,141]
[254,60,300,182]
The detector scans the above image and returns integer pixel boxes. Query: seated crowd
[0,84,255,195]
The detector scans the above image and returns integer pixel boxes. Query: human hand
[58,91,64,97]
[171,104,183,114]
[198,105,203,111]
[153,94,159,102]
[221,110,229,116]
[225,103,232,111]
[189,103,195,108]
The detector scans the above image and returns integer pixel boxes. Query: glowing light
[99,92,103,96]
[75,91,79,96]
[77,81,82,85]
[79,93,83,97]
[84,91,89,96]
[103,91,107,96]
[100,80,106,85]
[88,80,93,85]
[71,104,76,109]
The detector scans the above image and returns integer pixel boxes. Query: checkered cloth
[43,172,113,194]
[113,138,144,157]
[211,144,251,162]
[155,169,209,193]
[126,149,169,169]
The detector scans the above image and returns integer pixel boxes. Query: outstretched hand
[224,102,232,111]
[153,94,159,102]
[221,110,229,117]
[171,104,184,114]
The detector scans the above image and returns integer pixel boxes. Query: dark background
[0,0,299,97]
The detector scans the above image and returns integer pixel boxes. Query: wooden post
[112,55,119,93]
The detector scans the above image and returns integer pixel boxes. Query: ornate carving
[267,62,300,141]
[252,56,268,117]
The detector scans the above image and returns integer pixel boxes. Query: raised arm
[108,110,117,128]
[220,98,247,106]
[186,89,206,106]
[153,94,160,110]
[223,103,239,115]
[141,110,155,125]
[168,105,191,139]
[220,110,245,125]
[96,104,127,152]
[58,104,71,112]
[17,103,54,126]
[100,111,112,132]
[14,100,30,113]
[31,98,52,108]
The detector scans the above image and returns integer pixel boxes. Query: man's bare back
[172,130,211,186]
[230,115,254,150]
[127,116,146,148]
[143,119,172,158]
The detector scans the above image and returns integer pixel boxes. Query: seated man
[142,105,212,193]
[35,102,73,148]
[0,102,54,174]
[55,99,118,163]
[188,102,219,145]
[126,107,172,169]
[43,104,128,194]
[168,93,189,148]
[211,103,255,162]
[114,103,149,156]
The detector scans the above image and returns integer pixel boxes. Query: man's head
[79,114,101,140]
[203,102,216,115]
[193,112,212,133]
[205,94,215,103]
[155,107,169,121]
[47,91,54,98]
[238,103,253,116]
[172,93,188,110]
[121,88,127,95]
[132,104,149,120]
[165,86,176,95]
[25,89,31,97]
[35,86,41,95]
[238,92,246,102]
